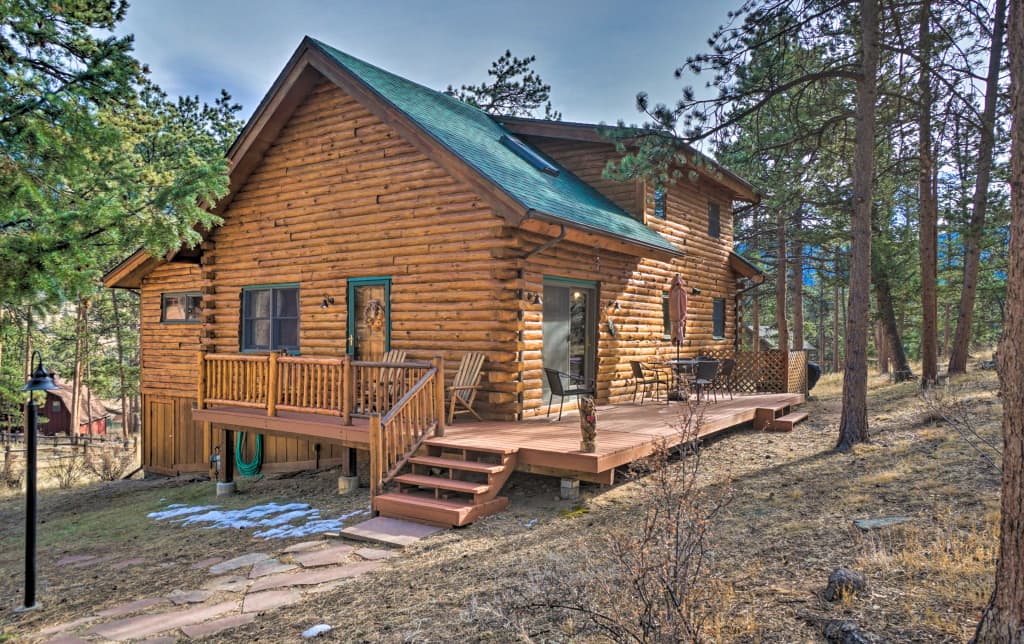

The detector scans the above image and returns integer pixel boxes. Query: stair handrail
[369,356,444,501]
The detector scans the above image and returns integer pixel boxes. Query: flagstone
[166,589,213,604]
[191,556,224,569]
[340,516,442,547]
[95,598,169,618]
[249,561,382,593]
[208,552,271,574]
[180,613,256,639]
[110,557,147,570]
[354,547,396,561]
[87,600,239,640]
[38,615,95,636]
[291,544,353,568]
[204,575,250,593]
[44,635,89,644]
[55,554,97,566]
[283,540,326,553]
[242,589,303,613]
[250,559,298,578]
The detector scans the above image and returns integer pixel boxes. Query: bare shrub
[51,452,86,489]
[502,406,733,642]
[920,384,1001,471]
[84,444,135,481]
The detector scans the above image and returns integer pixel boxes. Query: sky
[117,0,735,126]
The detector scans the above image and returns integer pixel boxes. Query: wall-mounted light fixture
[690,287,702,296]
[520,290,543,306]
[320,295,335,309]
[605,300,621,312]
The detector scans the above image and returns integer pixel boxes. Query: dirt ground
[0,367,1002,642]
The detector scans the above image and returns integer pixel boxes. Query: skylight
[500,134,560,177]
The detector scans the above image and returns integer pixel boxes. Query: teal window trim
[708,201,721,238]
[712,297,726,340]
[662,293,672,340]
[240,284,300,354]
[160,291,202,324]
[346,276,392,356]
[543,276,599,289]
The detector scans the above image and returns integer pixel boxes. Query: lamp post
[20,351,56,611]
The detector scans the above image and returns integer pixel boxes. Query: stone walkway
[36,540,398,642]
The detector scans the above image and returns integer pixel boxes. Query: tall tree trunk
[833,281,840,372]
[877,320,890,375]
[949,0,1008,374]
[110,290,130,440]
[838,0,879,452]
[23,308,32,382]
[942,302,951,356]
[69,299,89,438]
[973,1,1024,637]
[918,2,939,385]
[874,274,912,379]
[817,287,825,368]
[791,210,804,353]
[776,211,789,353]
[752,294,761,354]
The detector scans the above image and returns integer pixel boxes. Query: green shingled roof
[310,39,680,256]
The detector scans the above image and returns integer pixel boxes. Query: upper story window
[653,189,666,219]
[161,292,202,323]
[242,285,299,352]
[712,298,726,339]
[708,201,721,238]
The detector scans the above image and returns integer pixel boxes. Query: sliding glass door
[542,278,597,396]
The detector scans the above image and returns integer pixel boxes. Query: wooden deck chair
[447,352,486,424]
[378,349,407,408]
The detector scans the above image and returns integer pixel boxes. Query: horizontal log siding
[520,138,739,415]
[140,263,203,397]
[206,79,518,421]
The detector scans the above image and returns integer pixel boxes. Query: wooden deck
[193,392,804,483]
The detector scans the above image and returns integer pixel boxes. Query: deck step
[408,455,505,474]
[423,439,518,455]
[394,473,490,495]
[754,405,792,431]
[769,412,808,432]
[374,492,509,528]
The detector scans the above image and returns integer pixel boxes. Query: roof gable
[307,39,679,257]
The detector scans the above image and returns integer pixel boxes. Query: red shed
[41,379,109,437]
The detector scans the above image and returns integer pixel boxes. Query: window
[712,298,726,339]
[662,293,672,339]
[52,401,61,412]
[500,134,560,176]
[708,201,721,238]
[161,292,202,323]
[242,285,299,352]
[654,189,666,219]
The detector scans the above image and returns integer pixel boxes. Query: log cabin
[106,38,805,525]
[42,378,109,437]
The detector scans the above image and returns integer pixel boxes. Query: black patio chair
[713,358,735,401]
[544,368,596,421]
[629,361,665,405]
[688,360,720,403]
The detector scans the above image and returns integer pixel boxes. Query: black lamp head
[690,287,702,296]
[23,351,57,392]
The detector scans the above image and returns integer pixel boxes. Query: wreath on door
[363,299,385,332]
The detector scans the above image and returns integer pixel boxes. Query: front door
[347,277,391,360]
[542,279,598,396]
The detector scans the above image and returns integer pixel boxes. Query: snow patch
[148,501,367,539]
[302,624,333,638]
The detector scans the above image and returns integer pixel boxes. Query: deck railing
[197,353,447,424]
[368,356,445,500]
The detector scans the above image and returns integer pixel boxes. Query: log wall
[203,79,519,420]
[519,136,741,415]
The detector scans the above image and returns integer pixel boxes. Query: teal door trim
[346,277,392,356]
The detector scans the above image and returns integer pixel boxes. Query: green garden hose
[235,433,263,477]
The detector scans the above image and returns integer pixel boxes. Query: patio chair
[448,352,486,424]
[543,368,596,421]
[713,358,736,401]
[629,361,665,405]
[688,360,720,403]
[377,349,407,409]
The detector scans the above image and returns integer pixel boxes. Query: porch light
[320,295,334,309]
[20,351,56,611]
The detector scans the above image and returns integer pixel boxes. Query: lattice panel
[694,349,788,393]
[787,351,808,393]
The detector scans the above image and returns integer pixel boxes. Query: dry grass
[0,367,1002,642]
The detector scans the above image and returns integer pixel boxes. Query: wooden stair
[755,402,808,432]
[373,440,518,528]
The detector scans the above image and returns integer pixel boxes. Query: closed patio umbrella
[668,273,687,360]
